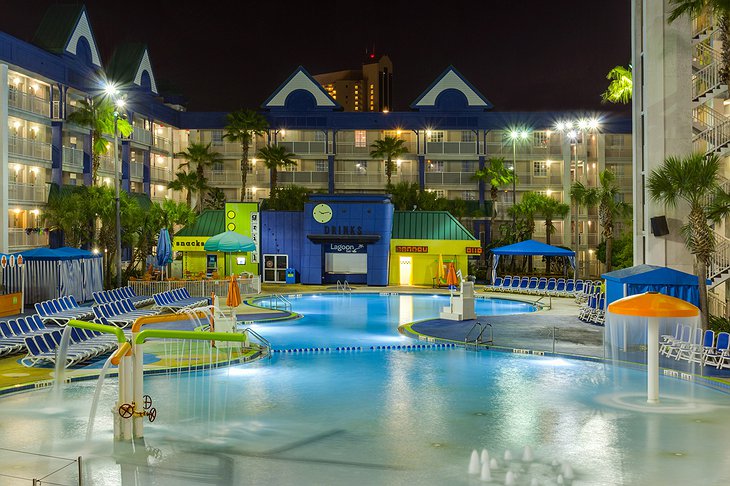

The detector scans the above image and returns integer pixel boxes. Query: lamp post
[556,118,600,278]
[106,83,125,288]
[507,129,530,231]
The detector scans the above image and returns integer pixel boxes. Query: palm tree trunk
[92,153,100,185]
[241,143,249,201]
[697,258,709,330]
[386,157,392,185]
[271,167,278,194]
[186,190,192,209]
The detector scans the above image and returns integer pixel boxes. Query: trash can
[285,268,298,284]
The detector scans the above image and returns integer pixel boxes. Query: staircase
[709,231,730,287]
[692,11,717,44]
[692,62,728,106]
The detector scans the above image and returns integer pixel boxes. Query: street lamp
[106,82,125,288]
[556,118,600,277]
[507,128,530,229]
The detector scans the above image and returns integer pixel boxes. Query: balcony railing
[278,141,326,154]
[130,162,144,179]
[278,171,329,185]
[62,146,84,171]
[150,166,173,181]
[426,141,477,155]
[8,182,49,203]
[8,136,51,161]
[8,88,49,117]
[425,172,478,186]
[97,155,118,174]
[133,126,152,145]
[9,228,49,249]
[335,142,372,155]
[153,135,172,152]
[206,170,247,186]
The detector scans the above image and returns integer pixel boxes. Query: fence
[0,447,82,485]
[128,276,261,298]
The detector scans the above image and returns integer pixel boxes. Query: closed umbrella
[446,262,459,289]
[156,228,173,280]
[204,231,256,276]
[226,274,242,309]
[437,254,445,284]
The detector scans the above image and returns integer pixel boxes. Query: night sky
[1,0,632,114]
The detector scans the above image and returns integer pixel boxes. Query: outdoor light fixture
[507,127,531,228]
[105,80,127,288]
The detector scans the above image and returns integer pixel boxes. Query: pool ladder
[242,328,272,359]
[336,280,352,293]
[464,320,493,350]
[266,294,292,311]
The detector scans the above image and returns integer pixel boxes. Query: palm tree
[532,193,570,273]
[168,171,208,211]
[601,65,633,104]
[174,142,221,185]
[473,157,517,244]
[370,136,409,185]
[67,97,132,185]
[648,153,730,329]
[668,0,730,85]
[571,170,632,273]
[223,109,269,200]
[257,144,296,194]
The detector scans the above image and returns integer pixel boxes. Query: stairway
[709,231,730,287]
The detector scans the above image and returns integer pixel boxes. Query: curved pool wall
[1,293,729,485]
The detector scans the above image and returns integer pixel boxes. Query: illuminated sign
[172,237,209,251]
[466,247,483,255]
[395,246,429,253]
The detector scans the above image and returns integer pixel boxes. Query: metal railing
[278,141,326,154]
[279,171,329,185]
[8,182,49,203]
[694,117,730,155]
[426,141,477,155]
[336,280,352,293]
[153,135,172,152]
[693,61,724,101]
[8,228,49,249]
[242,327,272,358]
[464,320,493,349]
[0,447,82,486]
[693,104,726,132]
[97,155,117,175]
[709,231,730,285]
[129,276,261,298]
[130,162,144,180]
[8,88,50,117]
[8,136,51,160]
[694,42,721,68]
[150,166,173,181]
[709,291,727,318]
[63,146,85,171]
[259,294,292,310]
[133,126,152,145]
[692,10,716,40]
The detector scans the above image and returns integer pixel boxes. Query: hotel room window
[533,131,549,147]
[354,130,367,148]
[533,161,548,177]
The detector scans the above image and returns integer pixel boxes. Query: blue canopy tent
[602,264,703,308]
[490,240,576,282]
[18,247,103,305]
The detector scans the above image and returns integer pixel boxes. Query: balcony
[8,88,49,117]
[62,146,84,172]
[9,228,49,249]
[604,146,632,159]
[150,166,173,181]
[278,171,329,185]
[335,142,371,155]
[425,172,478,186]
[97,155,118,175]
[426,141,477,155]
[130,162,144,180]
[8,136,51,161]
[133,126,152,145]
[8,182,49,203]
[206,170,244,186]
[153,135,173,153]
[278,141,326,155]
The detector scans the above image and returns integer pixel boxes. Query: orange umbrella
[446,262,459,288]
[226,274,242,308]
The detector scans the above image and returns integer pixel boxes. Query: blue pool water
[249,293,536,350]
[0,294,728,485]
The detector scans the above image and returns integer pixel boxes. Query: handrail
[336,280,352,293]
[266,294,292,310]
[464,320,493,348]
[135,329,249,345]
[67,319,127,343]
[243,328,272,357]
[533,295,553,310]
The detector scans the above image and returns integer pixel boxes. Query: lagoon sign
[326,243,366,254]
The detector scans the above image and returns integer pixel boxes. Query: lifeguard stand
[439,280,476,321]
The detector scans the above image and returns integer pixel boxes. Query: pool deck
[1,284,728,393]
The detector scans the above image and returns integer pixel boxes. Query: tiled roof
[392,211,476,240]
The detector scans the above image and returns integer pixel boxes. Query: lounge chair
[525,277,539,294]
[545,278,556,295]
[532,278,548,295]
[704,332,730,368]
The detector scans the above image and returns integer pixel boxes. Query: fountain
[605,292,700,403]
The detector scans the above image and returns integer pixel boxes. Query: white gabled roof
[411,66,492,109]
[65,10,102,67]
[134,49,158,94]
[264,67,338,108]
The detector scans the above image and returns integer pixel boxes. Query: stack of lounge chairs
[152,288,208,312]
[93,286,153,307]
[578,292,605,325]
[0,315,51,356]
[34,296,94,325]
[93,298,161,328]
[21,328,120,368]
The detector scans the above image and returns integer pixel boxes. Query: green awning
[175,210,225,237]
[392,211,476,240]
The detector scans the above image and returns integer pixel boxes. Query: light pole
[507,129,529,231]
[106,83,125,288]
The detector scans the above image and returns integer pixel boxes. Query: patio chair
[525,277,539,294]
[704,332,730,368]
[545,278,557,295]
[485,276,502,292]
[516,277,530,293]
[498,276,512,292]
[564,279,576,297]
[663,325,691,359]
[532,278,548,295]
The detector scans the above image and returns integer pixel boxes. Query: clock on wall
[313,203,333,224]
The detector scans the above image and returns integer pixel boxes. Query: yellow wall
[389,239,477,286]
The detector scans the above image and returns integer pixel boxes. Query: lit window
[427,131,444,143]
[533,131,549,147]
[315,160,328,172]
[354,130,367,148]
[427,161,444,173]
[463,191,476,201]
[461,131,476,142]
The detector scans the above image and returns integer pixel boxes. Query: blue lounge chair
[705,332,730,368]
[525,277,539,294]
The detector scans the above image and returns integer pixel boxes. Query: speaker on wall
[650,216,670,236]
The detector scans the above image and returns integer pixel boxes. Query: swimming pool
[0,293,728,485]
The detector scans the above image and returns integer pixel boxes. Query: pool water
[0,294,729,485]
[250,293,536,350]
